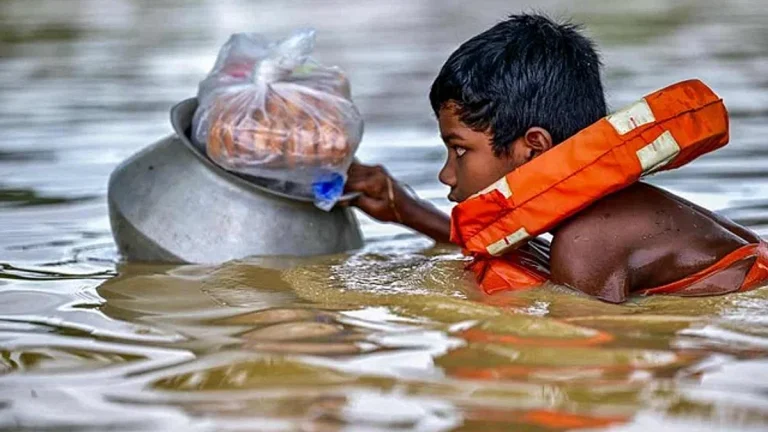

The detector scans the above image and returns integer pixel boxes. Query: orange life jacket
[450,79,730,294]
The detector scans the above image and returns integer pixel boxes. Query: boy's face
[437,104,530,202]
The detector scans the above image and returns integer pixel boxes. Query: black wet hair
[429,13,607,154]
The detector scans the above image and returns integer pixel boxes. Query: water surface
[2,0,768,430]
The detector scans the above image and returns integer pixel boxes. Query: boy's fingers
[345,167,373,189]
[344,176,367,194]
[348,162,387,180]
[353,193,385,212]
[347,161,374,178]
[345,175,384,198]
[347,161,362,176]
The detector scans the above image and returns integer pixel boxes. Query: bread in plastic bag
[192,29,363,210]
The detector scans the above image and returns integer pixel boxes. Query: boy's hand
[344,162,410,223]
[344,162,451,243]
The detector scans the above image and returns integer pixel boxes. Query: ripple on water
[2,0,768,430]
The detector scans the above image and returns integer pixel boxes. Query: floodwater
[2,0,768,430]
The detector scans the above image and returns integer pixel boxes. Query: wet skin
[550,182,760,303]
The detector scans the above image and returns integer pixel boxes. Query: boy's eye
[455,147,467,158]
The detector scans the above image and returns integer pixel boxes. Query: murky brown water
[2,0,768,430]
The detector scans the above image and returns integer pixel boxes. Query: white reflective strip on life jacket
[470,176,513,200]
[486,227,530,256]
[606,99,656,135]
[637,130,681,174]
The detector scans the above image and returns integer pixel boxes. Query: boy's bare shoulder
[548,188,636,302]
[552,183,670,246]
[549,182,748,302]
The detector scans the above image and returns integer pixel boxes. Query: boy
[344,13,767,303]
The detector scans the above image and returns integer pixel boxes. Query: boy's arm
[550,233,630,304]
[397,194,452,244]
[651,184,763,243]
[344,162,451,243]
[344,162,554,255]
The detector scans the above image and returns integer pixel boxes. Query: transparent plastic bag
[192,29,364,210]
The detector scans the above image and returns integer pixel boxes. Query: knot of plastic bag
[254,28,316,83]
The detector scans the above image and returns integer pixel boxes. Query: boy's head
[431,13,607,202]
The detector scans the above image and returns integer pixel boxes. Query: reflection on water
[2,0,768,430]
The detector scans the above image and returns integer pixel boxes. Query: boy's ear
[522,127,553,161]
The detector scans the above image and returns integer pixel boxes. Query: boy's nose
[439,162,456,188]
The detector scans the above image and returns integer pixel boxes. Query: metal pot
[107,98,363,263]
